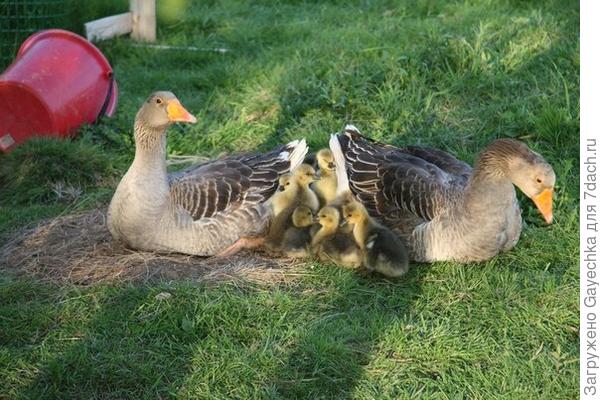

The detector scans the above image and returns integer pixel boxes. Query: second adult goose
[108,91,307,256]
[330,125,555,263]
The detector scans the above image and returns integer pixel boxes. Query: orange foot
[215,236,266,257]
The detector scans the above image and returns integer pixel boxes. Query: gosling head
[136,91,197,129]
[315,206,340,229]
[342,201,369,225]
[496,139,556,224]
[277,173,297,192]
[292,206,314,228]
[316,149,336,173]
[294,164,318,186]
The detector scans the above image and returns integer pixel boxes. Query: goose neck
[132,120,168,168]
[461,170,516,226]
[471,138,532,182]
[472,149,509,182]
[465,140,522,208]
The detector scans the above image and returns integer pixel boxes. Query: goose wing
[169,140,307,220]
[403,145,472,181]
[335,127,470,222]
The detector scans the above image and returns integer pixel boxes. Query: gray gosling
[343,201,409,277]
[311,206,362,268]
[280,206,314,257]
[325,190,355,234]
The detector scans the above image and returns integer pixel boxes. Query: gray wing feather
[169,145,294,221]
[337,129,471,223]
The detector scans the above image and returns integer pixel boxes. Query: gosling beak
[313,216,320,223]
[531,188,553,224]
[167,99,197,123]
[277,186,285,192]
[340,219,348,227]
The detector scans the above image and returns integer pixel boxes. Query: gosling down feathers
[343,201,409,277]
[330,125,555,263]
[293,164,320,212]
[280,206,314,257]
[312,148,338,206]
[108,91,307,256]
[269,173,299,218]
[312,206,362,268]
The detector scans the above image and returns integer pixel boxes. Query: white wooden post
[85,13,133,42]
[130,0,156,42]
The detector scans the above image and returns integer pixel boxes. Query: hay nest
[0,209,309,285]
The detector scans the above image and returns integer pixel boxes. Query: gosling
[267,169,318,249]
[270,173,299,217]
[343,201,409,277]
[312,149,338,207]
[312,206,362,268]
[279,206,314,257]
[293,163,320,212]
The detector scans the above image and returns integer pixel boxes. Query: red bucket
[0,29,118,153]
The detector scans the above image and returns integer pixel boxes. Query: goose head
[294,164,318,186]
[136,91,197,130]
[292,206,314,228]
[508,156,555,224]
[480,139,555,224]
[315,206,340,229]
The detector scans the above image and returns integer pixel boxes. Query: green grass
[0,0,579,398]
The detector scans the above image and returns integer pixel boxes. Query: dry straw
[0,209,310,285]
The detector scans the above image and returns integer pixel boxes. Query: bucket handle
[95,71,115,124]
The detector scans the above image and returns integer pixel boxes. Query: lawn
[0,0,579,398]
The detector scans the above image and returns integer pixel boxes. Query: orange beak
[167,99,197,123]
[532,188,553,224]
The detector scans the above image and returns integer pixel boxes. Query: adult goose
[329,125,555,263]
[108,91,307,256]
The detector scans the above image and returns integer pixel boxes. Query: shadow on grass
[16,284,203,399]
[270,265,426,398]
[7,261,426,399]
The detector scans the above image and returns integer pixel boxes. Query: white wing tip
[344,124,361,134]
[329,132,349,195]
[284,138,308,171]
[278,139,301,159]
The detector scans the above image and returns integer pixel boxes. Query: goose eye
[536,177,542,184]
[156,98,162,104]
